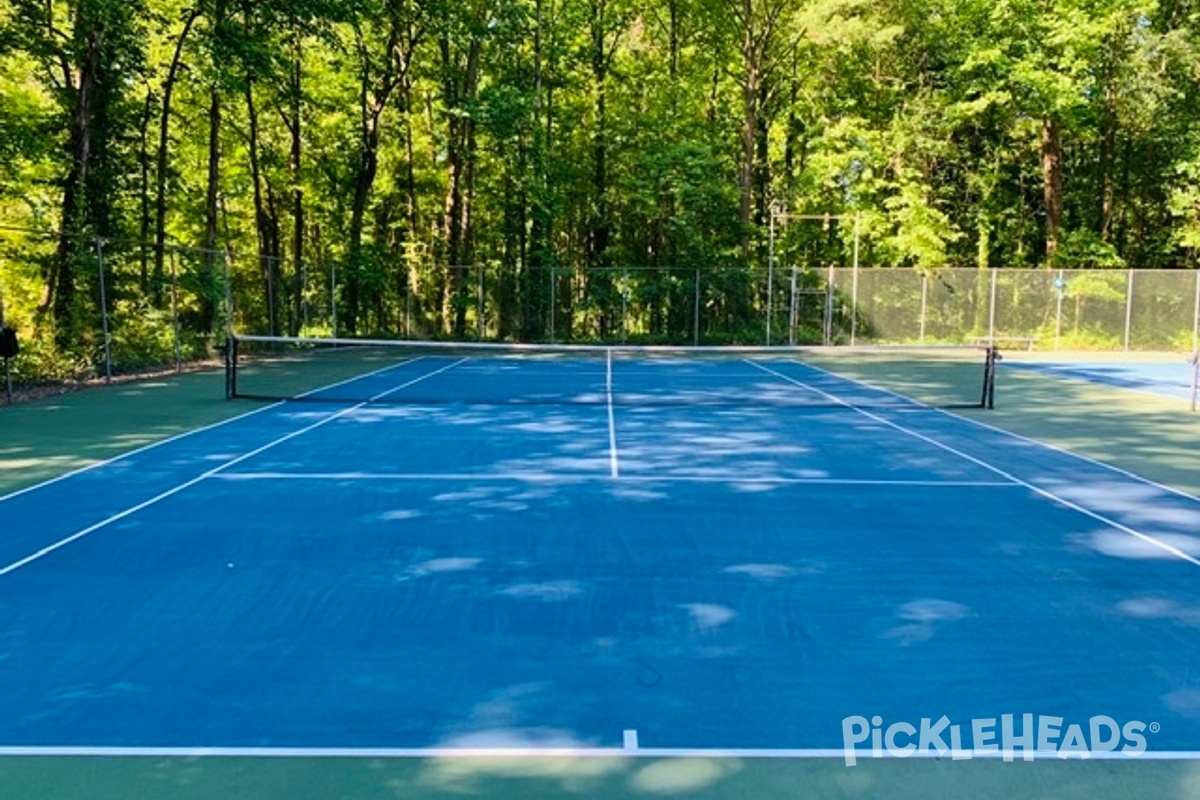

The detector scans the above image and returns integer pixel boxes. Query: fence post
[850,213,860,345]
[1193,268,1199,355]
[693,268,701,346]
[621,269,629,344]
[329,258,337,338]
[0,273,10,404]
[788,264,798,346]
[95,237,113,384]
[171,249,182,371]
[919,273,928,343]
[1055,269,1065,350]
[824,263,834,345]
[767,207,776,345]
[1124,270,1134,351]
[988,267,997,342]
[224,249,235,337]
[477,263,485,341]
[549,265,556,343]
[405,271,412,339]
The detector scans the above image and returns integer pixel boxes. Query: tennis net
[224,335,999,410]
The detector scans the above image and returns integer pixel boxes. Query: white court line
[0,355,433,505]
[748,360,1200,569]
[212,471,1020,488]
[0,392,278,505]
[785,359,1200,505]
[0,745,1198,760]
[606,348,620,478]
[0,360,466,577]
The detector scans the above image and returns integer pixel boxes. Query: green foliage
[1052,229,1126,269]
[109,302,182,371]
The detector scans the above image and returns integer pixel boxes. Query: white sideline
[748,360,1200,569]
[0,360,465,577]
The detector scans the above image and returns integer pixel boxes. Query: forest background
[2,0,1200,381]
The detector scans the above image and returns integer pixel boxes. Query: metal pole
[919,273,928,343]
[329,259,337,338]
[988,267,997,342]
[621,269,629,345]
[766,207,775,345]
[477,264,485,341]
[850,212,860,345]
[171,249,182,371]
[1055,269,1065,351]
[96,237,113,384]
[549,265,556,343]
[693,268,701,346]
[1124,269,1134,351]
[0,274,10,405]
[224,250,235,337]
[405,272,412,339]
[824,262,834,345]
[788,264,798,346]
[1193,269,1200,354]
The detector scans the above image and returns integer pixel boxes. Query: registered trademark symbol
[1149,722,1161,734]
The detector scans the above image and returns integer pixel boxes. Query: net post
[224,335,239,400]
[980,345,999,410]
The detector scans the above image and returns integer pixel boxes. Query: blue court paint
[1007,360,1195,401]
[0,356,1197,754]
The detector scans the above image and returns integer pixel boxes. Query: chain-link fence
[833,268,1200,351]
[2,222,1198,399]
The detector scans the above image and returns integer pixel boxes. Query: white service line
[606,348,620,478]
[0,359,467,577]
[212,471,1020,488]
[748,360,1200,569]
[774,356,1200,504]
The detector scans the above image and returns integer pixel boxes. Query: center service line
[606,347,620,478]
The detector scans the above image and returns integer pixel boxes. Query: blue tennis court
[2,349,1199,760]
[1007,357,1198,403]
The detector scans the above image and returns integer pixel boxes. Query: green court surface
[2,754,1200,800]
[1,350,1198,799]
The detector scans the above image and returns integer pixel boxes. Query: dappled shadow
[941,368,1200,499]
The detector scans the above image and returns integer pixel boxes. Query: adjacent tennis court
[1,343,1199,796]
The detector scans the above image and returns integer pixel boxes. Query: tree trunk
[1041,116,1064,264]
[440,33,482,336]
[588,0,611,273]
[245,77,279,335]
[50,25,105,344]
[738,0,760,260]
[138,90,154,293]
[154,9,201,308]
[1098,86,1117,243]
[202,87,221,333]
[288,53,304,335]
